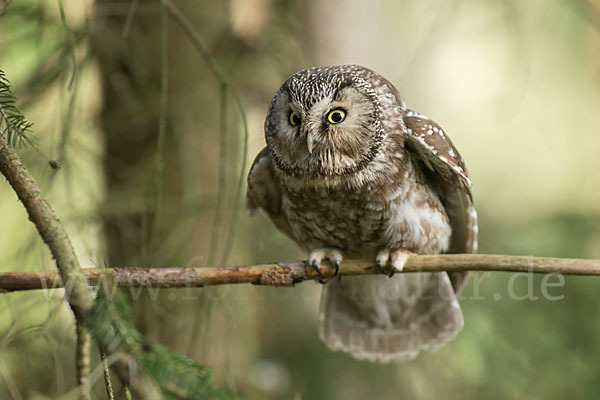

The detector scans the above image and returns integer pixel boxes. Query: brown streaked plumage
[247,65,477,362]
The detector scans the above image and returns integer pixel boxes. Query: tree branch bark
[1,254,599,292]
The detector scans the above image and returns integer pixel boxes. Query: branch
[0,122,95,400]
[1,254,599,292]
[0,135,160,399]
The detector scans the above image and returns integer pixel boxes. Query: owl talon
[307,248,343,283]
[375,249,414,278]
[311,260,327,284]
[376,260,391,277]
[376,249,394,277]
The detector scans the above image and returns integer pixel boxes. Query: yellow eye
[327,109,346,124]
[289,111,301,126]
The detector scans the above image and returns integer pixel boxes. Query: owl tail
[319,272,464,363]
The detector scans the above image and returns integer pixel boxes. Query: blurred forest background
[1,0,600,399]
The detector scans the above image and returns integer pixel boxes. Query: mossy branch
[0,254,599,292]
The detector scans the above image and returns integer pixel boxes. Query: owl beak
[306,131,314,154]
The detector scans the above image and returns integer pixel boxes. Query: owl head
[264,65,406,178]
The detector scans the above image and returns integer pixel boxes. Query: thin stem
[56,0,78,89]
[122,0,139,38]
[76,321,92,400]
[160,0,250,263]
[221,90,249,264]
[56,56,81,165]
[151,2,169,236]
[186,84,228,355]
[100,351,115,400]
[207,83,228,267]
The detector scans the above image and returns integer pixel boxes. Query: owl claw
[376,259,395,278]
[375,249,414,278]
[310,260,327,284]
[307,248,343,283]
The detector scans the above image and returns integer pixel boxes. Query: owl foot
[307,248,343,283]
[375,249,415,278]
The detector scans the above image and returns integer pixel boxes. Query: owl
[247,65,477,362]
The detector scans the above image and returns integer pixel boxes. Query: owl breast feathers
[247,65,477,363]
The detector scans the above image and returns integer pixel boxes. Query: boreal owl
[247,65,477,362]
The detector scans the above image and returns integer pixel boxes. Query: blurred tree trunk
[91,0,246,380]
[92,0,182,342]
[91,0,305,393]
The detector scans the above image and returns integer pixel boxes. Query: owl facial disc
[264,65,394,177]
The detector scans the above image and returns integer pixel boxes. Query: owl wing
[246,147,294,238]
[403,110,478,291]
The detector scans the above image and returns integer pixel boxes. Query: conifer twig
[0,254,599,293]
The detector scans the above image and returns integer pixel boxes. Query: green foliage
[88,291,237,400]
[0,69,34,147]
[143,345,237,400]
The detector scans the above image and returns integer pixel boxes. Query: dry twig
[1,254,599,293]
